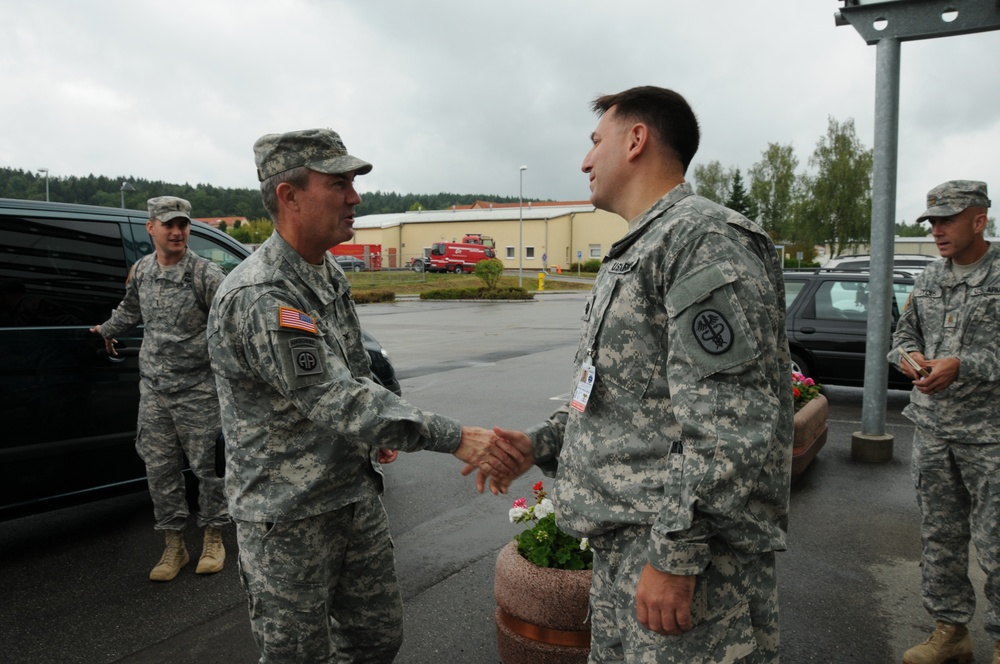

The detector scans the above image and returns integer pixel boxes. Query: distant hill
[0,167,524,218]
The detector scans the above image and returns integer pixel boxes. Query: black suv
[0,198,399,520]
[784,270,915,389]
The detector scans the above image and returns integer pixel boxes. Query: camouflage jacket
[890,244,1000,442]
[100,249,224,393]
[207,232,462,522]
[526,183,793,576]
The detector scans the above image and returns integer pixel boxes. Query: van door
[0,213,146,513]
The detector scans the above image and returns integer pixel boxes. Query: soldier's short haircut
[260,166,312,221]
[591,86,700,173]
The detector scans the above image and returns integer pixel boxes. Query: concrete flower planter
[793,394,828,477]
[494,541,591,663]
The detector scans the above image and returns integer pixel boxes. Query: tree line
[691,116,946,262]
[0,167,523,219]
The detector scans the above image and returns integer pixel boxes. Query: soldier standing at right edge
[475,86,793,663]
[891,180,1000,664]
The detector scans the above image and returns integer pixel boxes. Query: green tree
[749,143,799,238]
[894,221,928,237]
[473,258,505,291]
[245,218,274,244]
[800,117,873,257]
[228,225,252,244]
[691,161,734,204]
[218,220,228,232]
[724,170,758,220]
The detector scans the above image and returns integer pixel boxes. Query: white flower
[580,537,590,551]
[508,506,528,523]
[534,498,555,519]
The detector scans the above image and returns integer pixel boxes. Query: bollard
[538,272,545,292]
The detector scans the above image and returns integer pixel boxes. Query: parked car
[333,254,367,272]
[822,253,937,277]
[0,198,399,520]
[784,270,915,390]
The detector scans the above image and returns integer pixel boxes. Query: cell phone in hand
[897,347,930,378]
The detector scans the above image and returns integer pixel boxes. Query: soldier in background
[207,128,519,663]
[891,181,999,664]
[477,86,793,662]
[91,196,229,582]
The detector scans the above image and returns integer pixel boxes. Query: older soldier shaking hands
[207,128,521,664]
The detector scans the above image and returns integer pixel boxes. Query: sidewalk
[120,404,993,664]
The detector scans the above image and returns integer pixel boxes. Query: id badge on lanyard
[570,358,596,413]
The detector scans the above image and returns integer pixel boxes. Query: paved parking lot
[1,294,993,663]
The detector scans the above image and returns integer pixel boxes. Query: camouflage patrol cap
[253,128,373,181]
[917,180,991,222]
[147,196,192,222]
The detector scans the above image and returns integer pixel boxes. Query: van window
[188,232,245,273]
[785,279,807,310]
[0,216,127,327]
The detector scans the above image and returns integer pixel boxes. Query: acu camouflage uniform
[526,182,793,663]
[207,231,462,663]
[99,248,228,531]
[890,243,1000,643]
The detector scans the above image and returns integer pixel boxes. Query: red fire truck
[461,233,496,248]
[427,241,496,273]
[330,243,382,270]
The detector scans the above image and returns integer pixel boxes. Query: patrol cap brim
[307,155,373,178]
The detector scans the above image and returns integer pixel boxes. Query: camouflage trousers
[588,525,779,663]
[235,495,404,664]
[136,377,228,531]
[911,428,1000,641]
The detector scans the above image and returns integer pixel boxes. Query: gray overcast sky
[2,0,998,224]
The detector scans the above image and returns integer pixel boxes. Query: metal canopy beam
[836,0,1000,44]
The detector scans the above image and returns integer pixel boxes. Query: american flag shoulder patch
[278,307,317,334]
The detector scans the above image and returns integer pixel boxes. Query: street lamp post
[37,168,49,201]
[120,181,135,209]
[518,165,527,287]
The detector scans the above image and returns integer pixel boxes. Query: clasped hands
[898,351,960,395]
[454,426,535,495]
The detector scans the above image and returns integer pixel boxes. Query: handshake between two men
[452,426,537,495]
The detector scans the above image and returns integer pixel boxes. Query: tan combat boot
[149,530,190,582]
[993,641,999,664]
[903,621,973,664]
[195,527,225,574]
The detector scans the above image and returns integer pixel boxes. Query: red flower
[533,481,544,492]
[793,387,801,399]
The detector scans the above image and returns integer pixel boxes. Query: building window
[525,246,535,259]
[589,244,602,258]
[506,246,515,260]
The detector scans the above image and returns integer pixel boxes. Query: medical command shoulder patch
[279,306,317,334]
[692,309,734,355]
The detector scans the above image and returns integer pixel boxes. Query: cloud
[1,0,997,221]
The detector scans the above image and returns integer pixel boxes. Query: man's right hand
[453,426,524,486]
[89,325,118,356]
[461,427,536,495]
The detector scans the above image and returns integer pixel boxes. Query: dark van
[0,199,248,520]
[0,198,401,520]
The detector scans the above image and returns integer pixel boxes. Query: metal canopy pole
[835,0,1000,462]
